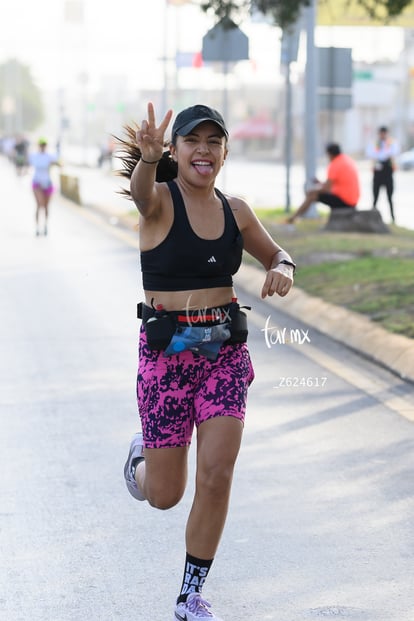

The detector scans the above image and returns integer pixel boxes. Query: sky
[2,0,174,91]
[1,0,406,97]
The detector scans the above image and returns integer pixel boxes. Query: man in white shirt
[366,126,399,223]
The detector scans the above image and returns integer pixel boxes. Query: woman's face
[170,121,228,182]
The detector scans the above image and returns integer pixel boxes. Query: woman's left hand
[261,264,294,299]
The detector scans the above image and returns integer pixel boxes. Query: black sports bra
[141,180,243,291]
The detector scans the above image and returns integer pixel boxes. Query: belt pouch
[230,309,248,343]
[144,314,175,350]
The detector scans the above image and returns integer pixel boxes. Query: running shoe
[174,593,223,620]
[123,432,145,501]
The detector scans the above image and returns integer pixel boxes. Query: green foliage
[200,0,413,28]
[0,58,43,133]
[356,0,413,20]
[293,256,414,337]
[201,0,248,20]
[200,0,309,28]
[249,212,414,338]
[254,0,310,28]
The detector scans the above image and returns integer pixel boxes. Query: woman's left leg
[186,415,243,559]
[43,190,53,234]
[175,416,243,611]
[174,343,253,617]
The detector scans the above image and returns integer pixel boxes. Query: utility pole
[284,58,293,212]
[281,19,301,213]
[161,0,169,116]
[304,0,318,218]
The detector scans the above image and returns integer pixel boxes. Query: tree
[200,0,413,29]
[0,59,43,134]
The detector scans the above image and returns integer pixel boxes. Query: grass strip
[252,209,414,339]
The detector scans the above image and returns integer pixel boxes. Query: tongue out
[193,162,213,175]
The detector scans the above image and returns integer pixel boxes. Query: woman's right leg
[133,330,194,509]
[135,445,188,509]
[43,192,52,234]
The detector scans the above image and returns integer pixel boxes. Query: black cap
[172,105,228,139]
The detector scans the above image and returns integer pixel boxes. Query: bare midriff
[144,286,236,311]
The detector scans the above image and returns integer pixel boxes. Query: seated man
[287,143,360,224]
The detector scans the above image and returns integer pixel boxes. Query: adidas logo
[207,256,217,263]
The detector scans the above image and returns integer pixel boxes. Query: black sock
[176,553,213,604]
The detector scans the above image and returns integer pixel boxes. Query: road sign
[353,70,373,80]
[318,47,353,111]
[202,18,249,63]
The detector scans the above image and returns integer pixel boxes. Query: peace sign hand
[136,102,173,163]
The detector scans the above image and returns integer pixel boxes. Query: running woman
[120,102,296,621]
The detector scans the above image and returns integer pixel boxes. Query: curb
[236,264,414,384]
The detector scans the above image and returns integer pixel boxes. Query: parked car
[397,148,414,170]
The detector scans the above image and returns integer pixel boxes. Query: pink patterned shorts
[32,182,54,195]
[137,326,255,448]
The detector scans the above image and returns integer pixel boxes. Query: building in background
[2,0,414,164]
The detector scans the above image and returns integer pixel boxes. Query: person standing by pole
[366,126,399,223]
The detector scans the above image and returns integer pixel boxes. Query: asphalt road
[1,158,414,621]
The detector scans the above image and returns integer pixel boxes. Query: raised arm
[130,102,173,217]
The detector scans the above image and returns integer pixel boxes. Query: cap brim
[175,118,228,138]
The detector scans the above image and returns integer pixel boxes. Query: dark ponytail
[114,123,178,198]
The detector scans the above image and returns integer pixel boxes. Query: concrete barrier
[324,208,389,233]
[60,174,81,205]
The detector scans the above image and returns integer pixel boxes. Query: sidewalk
[61,165,414,385]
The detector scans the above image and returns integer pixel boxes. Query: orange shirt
[327,153,360,206]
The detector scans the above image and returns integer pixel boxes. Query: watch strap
[278,259,296,273]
